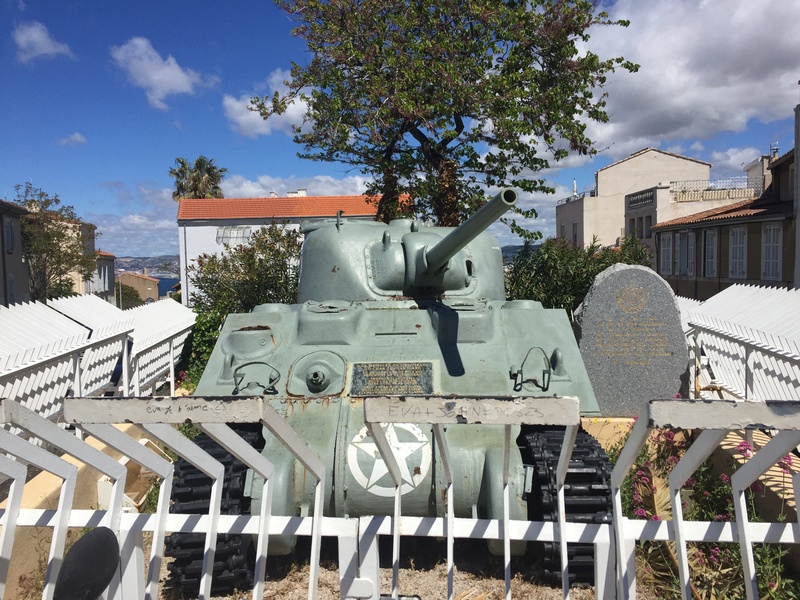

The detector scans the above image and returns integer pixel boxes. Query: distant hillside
[502,244,540,264]
[115,255,179,277]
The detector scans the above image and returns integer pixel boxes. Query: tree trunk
[433,159,460,226]
[376,168,401,224]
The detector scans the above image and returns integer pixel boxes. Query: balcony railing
[556,189,597,206]
[670,176,762,202]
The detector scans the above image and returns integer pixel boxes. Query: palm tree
[169,156,228,201]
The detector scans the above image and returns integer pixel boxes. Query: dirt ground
[157,537,660,600]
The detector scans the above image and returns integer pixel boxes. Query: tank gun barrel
[425,189,518,273]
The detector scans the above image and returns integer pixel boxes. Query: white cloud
[223,68,308,138]
[709,146,762,177]
[13,21,74,63]
[222,173,368,198]
[110,37,218,110]
[57,132,87,146]
[582,0,800,160]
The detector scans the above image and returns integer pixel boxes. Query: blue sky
[3,0,799,257]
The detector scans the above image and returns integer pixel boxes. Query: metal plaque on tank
[350,362,434,396]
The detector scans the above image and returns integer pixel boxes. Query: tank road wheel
[522,427,612,586]
[165,425,265,595]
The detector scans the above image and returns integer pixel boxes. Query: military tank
[166,189,612,592]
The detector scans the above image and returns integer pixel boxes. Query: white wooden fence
[685,285,800,400]
[0,296,196,437]
[0,396,797,600]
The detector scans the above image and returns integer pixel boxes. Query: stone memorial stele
[573,264,689,417]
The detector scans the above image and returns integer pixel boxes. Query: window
[636,217,644,239]
[4,219,13,254]
[6,274,14,305]
[644,215,653,239]
[628,218,636,236]
[559,224,565,238]
[216,226,252,246]
[761,223,782,280]
[677,232,695,277]
[572,222,577,245]
[703,229,717,277]
[729,227,747,279]
[659,233,672,275]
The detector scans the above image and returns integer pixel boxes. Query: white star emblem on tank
[347,423,432,497]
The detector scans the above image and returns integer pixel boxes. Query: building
[0,199,31,306]
[117,271,160,305]
[91,251,116,304]
[651,102,800,300]
[177,193,379,305]
[64,222,116,303]
[556,148,712,248]
[652,149,795,300]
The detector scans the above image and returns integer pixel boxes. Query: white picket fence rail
[0,396,797,600]
[0,297,196,435]
[684,285,800,401]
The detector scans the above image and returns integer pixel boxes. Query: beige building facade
[118,271,160,303]
[557,148,712,248]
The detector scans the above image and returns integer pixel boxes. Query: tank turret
[297,189,517,302]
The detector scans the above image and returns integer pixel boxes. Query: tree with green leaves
[116,283,144,309]
[186,223,303,378]
[254,0,637,234]
[506,235,653,316]
[8,183,97,302]
[169,155,228,201]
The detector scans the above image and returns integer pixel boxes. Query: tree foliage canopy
[254,0,637,232]
[169,155,228,201]
[116,283,144,310]
[187,224,303,376]
[505,235,653,316]
[9,183,97,302]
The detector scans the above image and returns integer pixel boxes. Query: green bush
[505,235,652,317]
[186,223,302,382]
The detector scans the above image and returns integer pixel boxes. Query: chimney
[269,190,277,198]
[297,188,307,197]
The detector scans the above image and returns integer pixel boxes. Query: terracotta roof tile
[652,198,792,229]
[177,195,379,221]
[119,272,159,284]
[97,250,116,258]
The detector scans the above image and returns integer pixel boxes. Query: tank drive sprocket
[165,425,265,595]
[521,427,612,586]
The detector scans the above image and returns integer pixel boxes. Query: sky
[2,0,799,257]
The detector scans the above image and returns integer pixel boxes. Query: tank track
[165,425,265,595]
[522,427,612,586]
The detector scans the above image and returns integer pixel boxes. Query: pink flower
[634,508,647,518]
[736,439,754,458]
[778,454,794,475]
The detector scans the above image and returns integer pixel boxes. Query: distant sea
[157,277,180,297]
